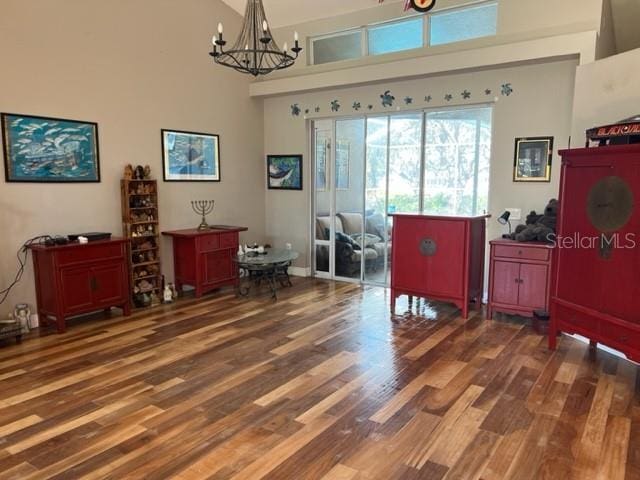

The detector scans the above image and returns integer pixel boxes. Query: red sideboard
[487,239,553,319]
[162,227,247,298]
[389,214,488,318]
[550,144,640,362]
[29,239,131,333]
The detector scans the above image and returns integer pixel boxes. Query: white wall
[264,59,577,271]
[571,47,640,142]
[0,0,265,316]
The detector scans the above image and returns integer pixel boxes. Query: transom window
[310,1,498,65]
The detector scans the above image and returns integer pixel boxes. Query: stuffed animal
[143,165,152,179]
[512,199,559,243]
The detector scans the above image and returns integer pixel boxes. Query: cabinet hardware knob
[518,250,523,255]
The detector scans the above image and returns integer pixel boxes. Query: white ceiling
[220,0,401,28]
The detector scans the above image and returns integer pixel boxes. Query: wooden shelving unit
[121,179,162,308]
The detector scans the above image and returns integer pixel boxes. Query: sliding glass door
[314,120,332,279]
[312,105,492,286]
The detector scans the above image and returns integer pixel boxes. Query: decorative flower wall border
[290,83,515,117]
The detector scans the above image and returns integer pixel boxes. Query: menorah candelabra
[191,200,215,231]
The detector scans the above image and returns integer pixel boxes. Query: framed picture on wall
[335,140,350,190]
[161,129,220,182]
[267,154,303,190]
[1,112,100,183]
[513,136,553,182]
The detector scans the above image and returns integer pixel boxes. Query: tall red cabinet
[389,214,488,318]
[551,145,640,362]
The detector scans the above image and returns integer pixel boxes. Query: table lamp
[497,211,512,238]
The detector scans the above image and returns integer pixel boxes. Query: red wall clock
[411,0,436,12]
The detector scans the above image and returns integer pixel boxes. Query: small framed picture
[162,129,220,182]
[267,154,303,191]
[513,137,553,182]
[1,112,100,183]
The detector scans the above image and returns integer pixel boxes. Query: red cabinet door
[202,250,232,285]
[423,219,465,298]
[556,164,611,310]
[600,162,640,323]
[517,264,548,310]
[92,263,126,306]
[491,261,520,305]
[392,217,427,291]
[60,267,93,313]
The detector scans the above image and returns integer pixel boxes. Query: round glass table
[235,248,299,300]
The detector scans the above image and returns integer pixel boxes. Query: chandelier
[210,0,302,77]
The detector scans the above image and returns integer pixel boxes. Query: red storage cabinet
[162,227,247,298]
[550,144,640,361]
[29,239,131,333]
[389,214,488,318]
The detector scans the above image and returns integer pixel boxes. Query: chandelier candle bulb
[218,22,223,34]
[263,20,268,32]
[283,42,288,52]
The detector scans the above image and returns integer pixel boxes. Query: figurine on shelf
[137,279,153,292]
[124,164,134,180]
[144,165,152,179]
[134,165,145,180]
[147,250,156,262]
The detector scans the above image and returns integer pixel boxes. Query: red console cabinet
[389,214,488,318]
[551,145,640,362]
[29,239,131,333]
[487,239,553,319]
[162,227,247,298]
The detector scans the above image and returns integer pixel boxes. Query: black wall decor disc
[586,176,634,233]
[411,0,436,13]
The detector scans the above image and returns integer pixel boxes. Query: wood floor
[0,278,638,480]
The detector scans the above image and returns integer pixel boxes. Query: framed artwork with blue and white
[1,113,100,183]
[267,155,303,191]
[161,129,220,182]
